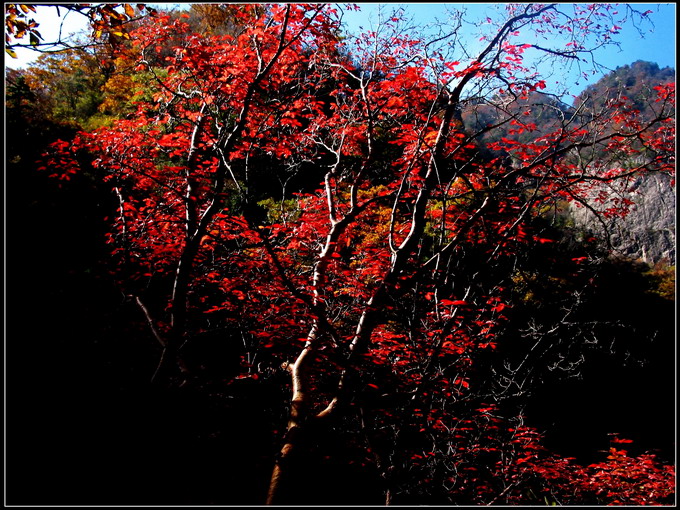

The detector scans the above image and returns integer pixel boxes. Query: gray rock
[569,172,676,265]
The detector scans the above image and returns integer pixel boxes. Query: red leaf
[611,437,634,444]
[440,299,468,306]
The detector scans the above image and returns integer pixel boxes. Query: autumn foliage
[5,3,156,57]
[35,3,675,505]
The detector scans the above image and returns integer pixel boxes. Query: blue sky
[7,3,676,97]
[339,3,676,96]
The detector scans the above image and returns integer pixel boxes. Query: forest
[5,3,676,506]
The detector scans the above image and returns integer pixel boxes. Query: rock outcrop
[569,172,676,265]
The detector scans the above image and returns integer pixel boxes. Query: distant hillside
[574,60,675,117]
[462,61,675,265]
[569,61,676,265]
[461,90,572,159]
[464,60,675,153]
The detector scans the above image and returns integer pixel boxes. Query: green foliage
[257,197,303,225]
[643,261,676,301]
[5,70,35,111]
[98,62,168,119]
[5,67,77,164]
[20,50,108,129]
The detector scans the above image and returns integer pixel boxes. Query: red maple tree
[41,4,675,504]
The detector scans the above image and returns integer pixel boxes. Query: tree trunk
[266,348,319,505]
[266,398,332,504]
[266,422,310,504]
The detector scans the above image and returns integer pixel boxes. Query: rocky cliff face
[569,172,676,265]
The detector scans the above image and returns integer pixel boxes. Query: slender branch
[131,295,166,347]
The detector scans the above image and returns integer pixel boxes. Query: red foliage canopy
[41,4,675,504]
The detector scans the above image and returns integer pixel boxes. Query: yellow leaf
[124,4,135,17]
[6,47,18,58]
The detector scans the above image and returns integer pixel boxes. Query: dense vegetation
[6,3,675,505]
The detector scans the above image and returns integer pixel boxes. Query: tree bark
[266,412,307,504]
[266,347,316,505]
